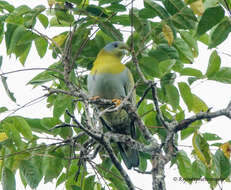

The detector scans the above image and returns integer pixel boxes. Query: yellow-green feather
[91,49,125,75]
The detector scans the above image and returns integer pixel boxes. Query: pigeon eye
[114,43,118,48]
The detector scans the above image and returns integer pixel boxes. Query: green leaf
[138,153,148,172]
[55,4,74,23]
[171,7,197,29]
[163,0,185,15]
[6,25,25,54]
[28,62,61,86]
[131,8,151,37]
[106,3,126,12]
[176,150,192,179]
[178,82,193,111]
[85,5,108,18]
[5,24,17,53]
[205,166,219,189]
[16,31,38,46]
[159,59,176,77]
[197,6,225,36]
[209,17,231,48]
[173,38,194,63]
[181,120,202,140]
[180,31,198,57]
[202,133,221,141]
[191,94,208,114]
[143,110,158,127]
[56,173,66,187]
[31,155,44,180]
[53,95,71,118]
[139,8,156,18]
[19,168,27,188]
[111,15,130,26]
[43,151,64,183]
[41,117,62,131]
[148,43,179,62]
[211,67,231,84]
[140,56,159,77]
[144,0,169,19]
[34,37,48,58]
[13,43,31,60]
[188,76,199,85]
[1,76,16,103]
[84,175,95,190]
[18,42,32,65]
[186,0,200,3]
[24,118,48,133]
[180,67,203,78]
[161,73,176,86]
[0,1,14,12]
[1,116,33,142]
[98,21,123,41]
[211,143,223,147]
[33,5,46,15]
[1,119,22,148]
[206,50,221,78]
[71,185,82,190]
[165,84,179,110]
[192,160,206,178]
[104,167,127,190]
[68,0,82,4]
[4,25,33,65]
[50,16,71,27]
[14,116,33,140]
[214,150,231,179]
[198,33,210,45]
[0,23,3,43]
[99,0,122,5]
[2,167,16,190]
[0,107,8,113]
[5,12,24,25]
[14,5,31,15]
[20,160,42,189]
[37,14,49,28]
[175,110,185,122]
[193,131,212,167]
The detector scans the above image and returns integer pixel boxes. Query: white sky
[0,0,231,190]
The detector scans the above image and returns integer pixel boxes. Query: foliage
[0,0,231,190]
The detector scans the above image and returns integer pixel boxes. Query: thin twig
[0,68,63,77]
[134,169,152,174]
[137,85,152,108]
[32,28,63,58]
[224,0,231,16]
[3,94,47,119]
[150,83,169,130]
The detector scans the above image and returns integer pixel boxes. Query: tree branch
[65,110,135,190]
[151,153,167,190]
[102,141,135,190]
[104,132,158,155]
[174,102,231,132]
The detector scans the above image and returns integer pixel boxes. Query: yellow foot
[112,99,122,106]
[89,96,100,101]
